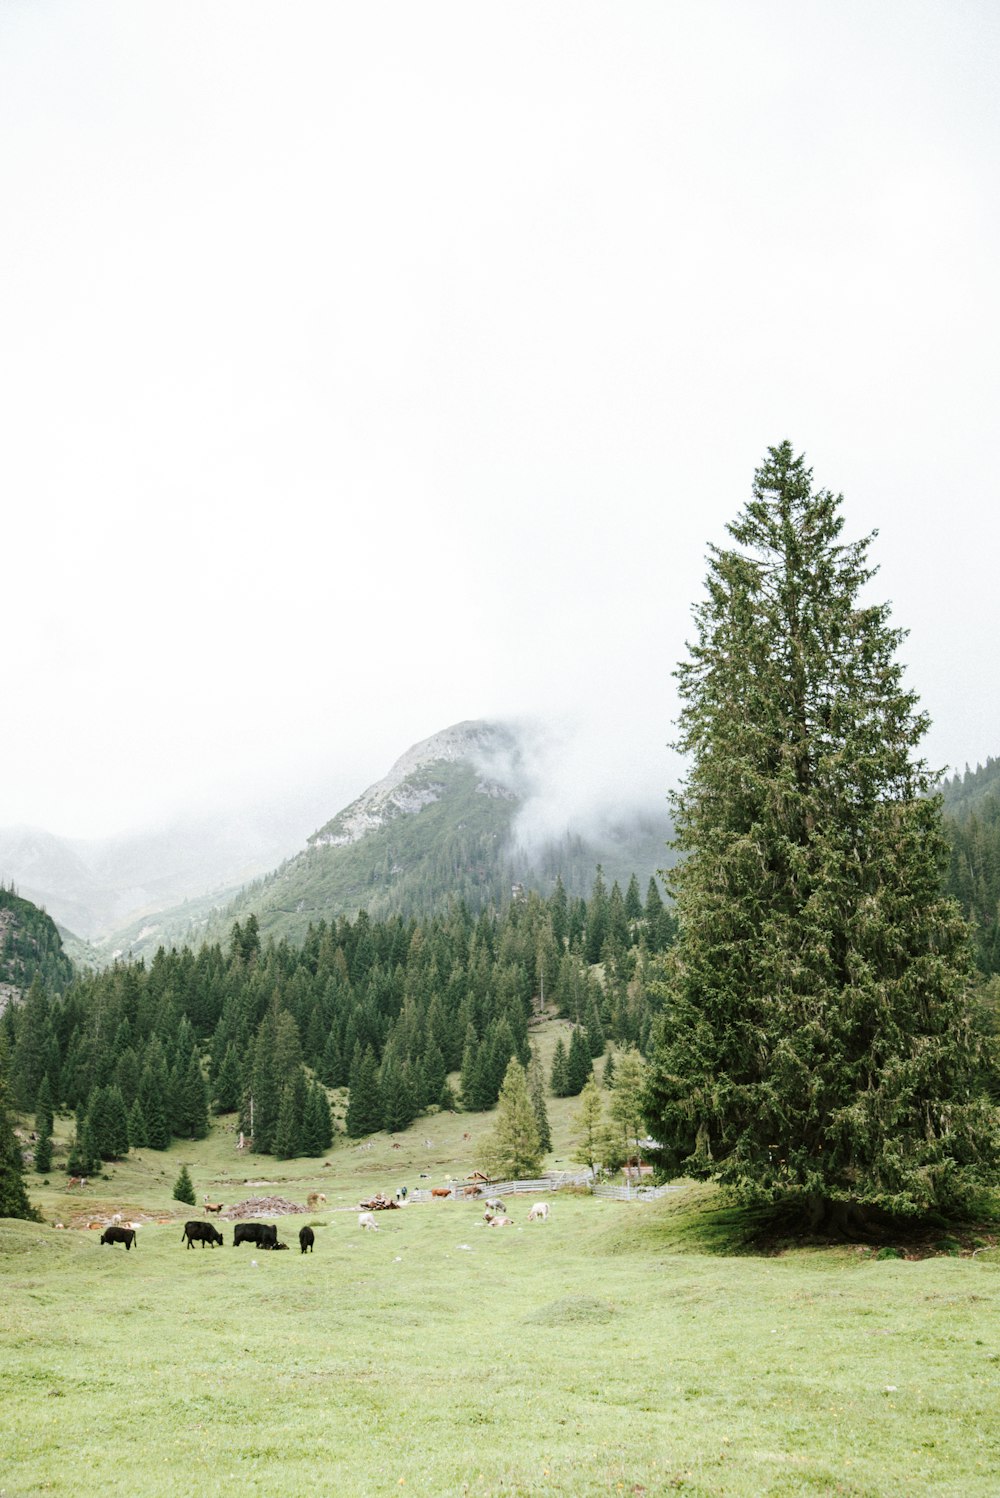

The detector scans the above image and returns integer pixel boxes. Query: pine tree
[0,1071,36,1218]
[528,1052,552,1155]
[346,1046,382,1138]
[274,1084,300,1159]
[644,442,1000,1228]
[608,1048,649,1161]
[173,1164,196,1205]
[212,1044,242,1115]
[570,1078,605,1178]
[127,1097,148,1150]
[34,1127,53,1175]
[301,1080,333,1156]
[479,1059,541,1180]
[549,1037,569,1098]
[34,1074,54,1141]
[565,1026,592,1096]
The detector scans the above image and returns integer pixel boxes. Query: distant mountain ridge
[83,719,674,960]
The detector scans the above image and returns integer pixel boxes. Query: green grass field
[6,1051,1000,1497]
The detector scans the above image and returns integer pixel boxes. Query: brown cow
[431,1187,451,1199]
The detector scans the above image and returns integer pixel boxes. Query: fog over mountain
[2,4,998,850]
[0,716,673,945]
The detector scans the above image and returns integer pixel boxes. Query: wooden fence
[409,1173,679,1204]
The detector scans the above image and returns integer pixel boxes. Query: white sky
[3,1,998,840]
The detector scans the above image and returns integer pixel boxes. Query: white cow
[358,1211,379,1231]
[527,1202,550,1223]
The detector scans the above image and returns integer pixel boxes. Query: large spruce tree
[645,442,999,1228]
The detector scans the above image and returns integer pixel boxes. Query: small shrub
[875,1246,903,1261]
[934,1238,961,1255]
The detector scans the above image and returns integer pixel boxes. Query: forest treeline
[941,758,1000,976]
[1,871,676,1172]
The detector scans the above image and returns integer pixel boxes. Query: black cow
[182,1221,224,1249]
[233,1222,277,1249]
[100,1226,136,1250]
[299,1225,315,1254]
[272,1241,290,1250]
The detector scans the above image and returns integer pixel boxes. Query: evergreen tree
[176,1048,209,1140]
[607,1047,649,1161]
[301,1079,334,1156]
[644,442,1000,1228]
[528,1051,552,1155]
[0,1071,36,1218]
[624,874,643,924]
[584,867,609,965]
[212,1044,242,1115]
[570,1078,605,1178]
[34,1126,52,1175]
[479,1059,541,1179]
[549,1037,569,1098]
[34,1074,54,1141]
[565,1026,592,1096]
[345,1046,383,1138]
[274,1083,300,1159]
[173,1163,196,1206]
[139,1066,170,1150]
[584,997,605,1059]
[127,1097,148,1150]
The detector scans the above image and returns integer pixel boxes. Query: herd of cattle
[97,1198,551,1252]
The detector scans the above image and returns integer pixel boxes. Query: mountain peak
[309,720,520,849]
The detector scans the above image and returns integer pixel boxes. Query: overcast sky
[3,1,998,842]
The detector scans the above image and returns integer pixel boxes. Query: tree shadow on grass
[596,1180,1000,1260]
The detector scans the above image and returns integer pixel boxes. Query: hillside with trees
[1,869,675,1175]
[0,885,74,1006]
[90,722,674,962]
[941,759,1000,976]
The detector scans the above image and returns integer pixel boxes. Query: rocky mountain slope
[90,719,674,960]
[0,886,73,1009]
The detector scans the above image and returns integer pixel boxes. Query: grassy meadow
[6,1044,1000,1497]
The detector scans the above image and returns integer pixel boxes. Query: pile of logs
[358,1192,400,1211]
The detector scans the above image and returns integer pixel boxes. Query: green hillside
[0,885,74,1001]
[90,723,675,962]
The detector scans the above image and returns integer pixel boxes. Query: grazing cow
[182,1221,224,1249]
[233,1222,278,1250]
[484,1198,505,1214]
[358,1212,378,1231]
[110,1212,123,1225]
[431,1187,451,1199]
[527,1202,550,1223]
[299,1226,315,1254]
[100,1226,137,1250]
[203,1200,224,1214]
[306,1192,326,1209]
